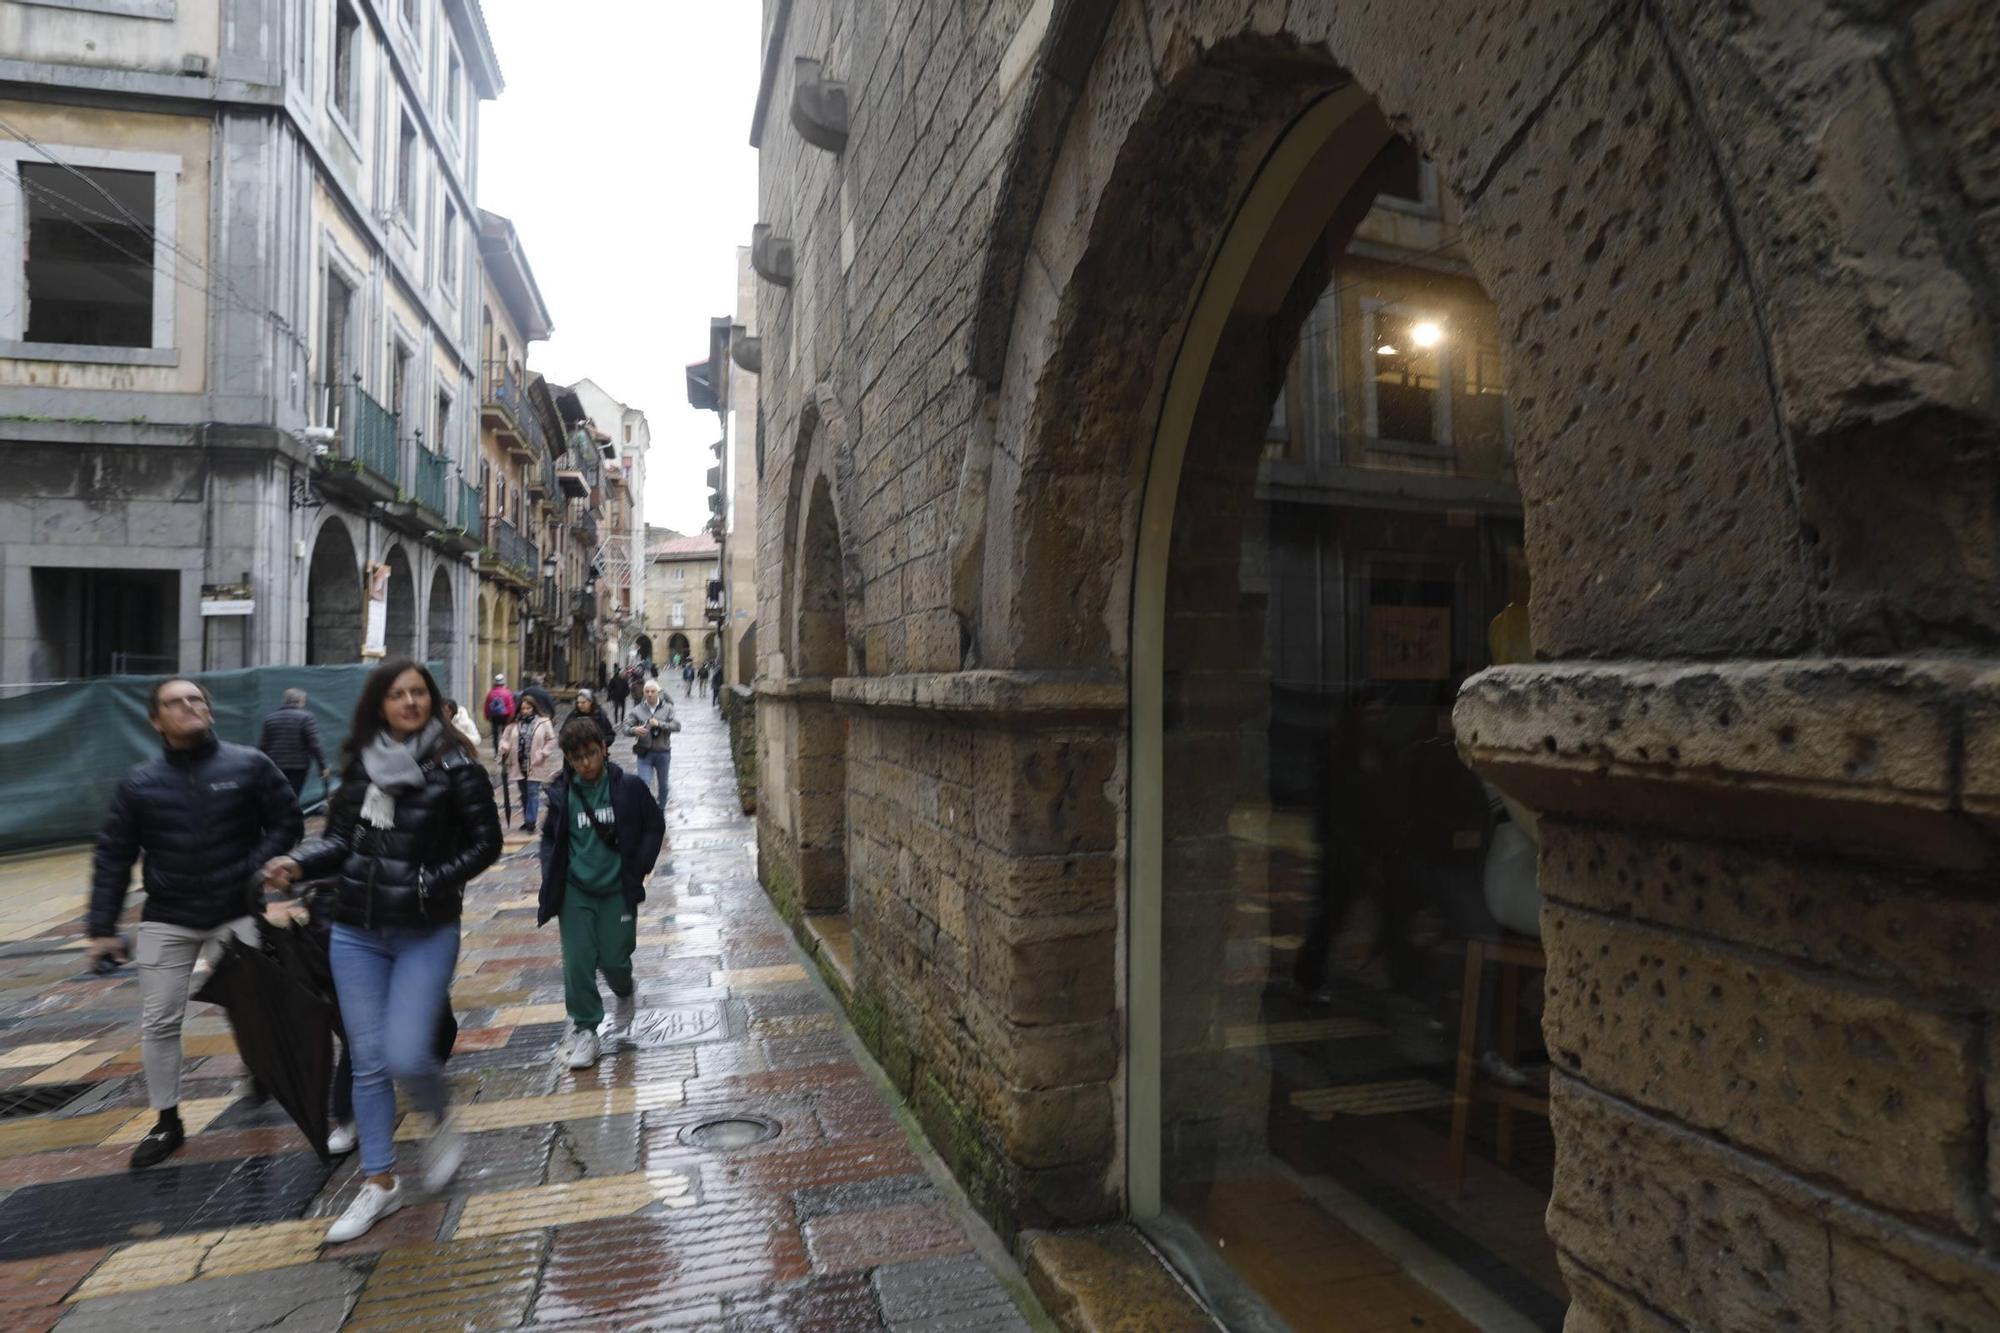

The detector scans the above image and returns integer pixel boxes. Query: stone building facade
[0,0,502,702]
[751,0,2000,1328]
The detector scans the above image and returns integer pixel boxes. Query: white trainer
[563,1027,601,1069]
[420,1112,465,1192]
[606,994,637,1047]
[325,1177,402,1243]
[324,1120,357,1155]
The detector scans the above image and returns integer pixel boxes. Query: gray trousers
[136,916,258,1111]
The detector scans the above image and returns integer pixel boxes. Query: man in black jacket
[87,676,303,1169]
[537,719,665,1069]
[257,688,328,796]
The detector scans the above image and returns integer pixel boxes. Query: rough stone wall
[754,0,2000,1321]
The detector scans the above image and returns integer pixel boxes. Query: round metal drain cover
[678,1114,782,1150]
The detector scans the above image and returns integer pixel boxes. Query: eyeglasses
[158,695,208,713]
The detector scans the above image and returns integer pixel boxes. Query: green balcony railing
[457,479,482,530]
[412,447,449,518]
[339,382,399,483]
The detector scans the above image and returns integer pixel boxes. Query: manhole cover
[677,1114,782,1150]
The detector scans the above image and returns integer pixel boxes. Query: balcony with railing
[482,359,533,457]
[315,380,401,505]
[457,479,482,532]
[411,448,449,523]
[487,516,539,587]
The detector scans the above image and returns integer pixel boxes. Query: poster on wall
[1368,605,1451,680]
[362,560,389,660]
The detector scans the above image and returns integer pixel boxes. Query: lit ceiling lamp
[1411,322,1444,348]
[1376,344,1399,356]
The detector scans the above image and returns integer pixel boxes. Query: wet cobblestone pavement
[0,696,1043,1331]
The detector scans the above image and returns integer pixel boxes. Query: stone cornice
[1456,658,2000,869]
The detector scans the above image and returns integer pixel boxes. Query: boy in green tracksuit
[537,718,666,1069]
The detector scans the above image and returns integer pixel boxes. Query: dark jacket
[536,761,665,925]
[292,734,501,928]
[606,675,629,703]
[89,734,303,938]
[563,705,615,748]
[257,706,325,773]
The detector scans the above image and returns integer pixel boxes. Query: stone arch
[383,544,417,660]
[776,380,863,679]
[305,514,362,664]
[427,566,456,695]
[666,632,690,664]
[788,471,851,914]
[959,0,2000,1317]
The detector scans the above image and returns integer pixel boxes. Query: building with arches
[749,2,2000,1327]
[0,1,503,703]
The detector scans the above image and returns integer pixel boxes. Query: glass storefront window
[1156,140,1560,1331]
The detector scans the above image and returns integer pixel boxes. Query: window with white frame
[389,337,414,429]
[331,0,360,127]
[318,266,356,425]
[434,388,451,455]
[439,199,458,296]
[672,601,685,626]
[395,112,418,223]
[399,0,419,38]
[1,144,180,359]
[445,46,463,132]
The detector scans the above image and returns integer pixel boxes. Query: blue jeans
[329,922,460,1176]
[520,779,543,829]
[634,749,670,809]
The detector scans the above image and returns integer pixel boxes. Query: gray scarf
[360,718,444,829]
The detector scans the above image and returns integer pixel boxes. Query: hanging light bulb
[1411,322,1444,348]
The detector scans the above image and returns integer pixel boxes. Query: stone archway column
[1457,661,2000,1329]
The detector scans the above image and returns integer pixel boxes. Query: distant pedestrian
[681,661,695,698]
[481,674,515,759]
[605,670,630,724]
[89,677,303,1170]
[442,699,482,753]
[695,660,710,699]
[501,694,559,832]
[537,718,665,1069]
[565,689,616,750]
[262,657,500,1243]
[258,688,329,796]
[625,678,679,810]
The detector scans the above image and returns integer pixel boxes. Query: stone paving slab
[0,697,1041,1329]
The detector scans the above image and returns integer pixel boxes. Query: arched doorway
[1122,94,1554,1330]
[305,517,362,664]
[666,632,690,665]
[635,633,653,665]
[383,545,417,660]
[427,567,455,693]
[701,630,718,665]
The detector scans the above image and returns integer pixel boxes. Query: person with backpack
[538,718,665,1068]
[481,675,515,759]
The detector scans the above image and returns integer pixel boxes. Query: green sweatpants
[559,887,636,1031]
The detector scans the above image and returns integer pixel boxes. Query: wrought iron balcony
[316,380,401,505]
[488,516,538,584]
[456,479,482,531]
[411,447,449,521]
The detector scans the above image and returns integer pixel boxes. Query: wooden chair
[1448,933,1548,1190]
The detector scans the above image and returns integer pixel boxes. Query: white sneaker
[325,1177,402,1243]
[420,1112,465,1192]
[605,994,637,1047]
[325,1120,357,1155]
[563,1027,600,1069]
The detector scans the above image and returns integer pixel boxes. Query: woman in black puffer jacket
[263,657,498,1244]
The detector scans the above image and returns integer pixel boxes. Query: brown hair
[343,657,476,767]
[147,676,209,717]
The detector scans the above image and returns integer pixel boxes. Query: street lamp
[541,554,558,580]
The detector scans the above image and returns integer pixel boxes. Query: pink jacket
[500,715,559,783]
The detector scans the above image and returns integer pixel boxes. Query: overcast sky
[476,1,760,536]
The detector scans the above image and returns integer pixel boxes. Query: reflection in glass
[1157,140,1559,1331]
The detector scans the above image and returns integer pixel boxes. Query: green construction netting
[0,663,441,854]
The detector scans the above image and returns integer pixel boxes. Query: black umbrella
[193,925,336,1162]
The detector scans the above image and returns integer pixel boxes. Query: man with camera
[624,677,680,811]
